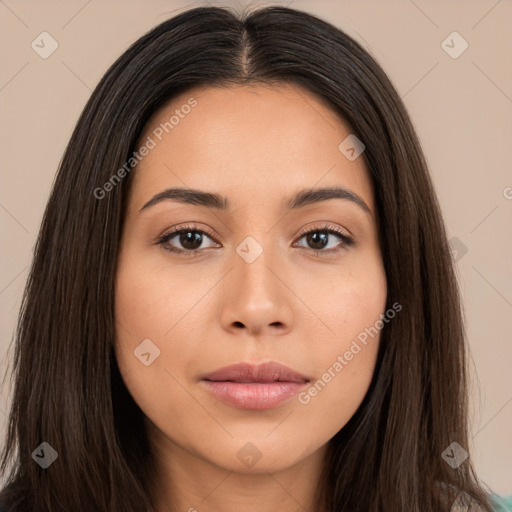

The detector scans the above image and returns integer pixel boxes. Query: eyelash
[155,222,354,257]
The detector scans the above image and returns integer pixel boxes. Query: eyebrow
[139,186,371,215]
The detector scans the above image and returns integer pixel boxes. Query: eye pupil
[307,231,328,250]
[180,231,202,250]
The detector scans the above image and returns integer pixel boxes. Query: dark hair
[0,5,494,511]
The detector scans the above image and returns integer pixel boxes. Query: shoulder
[490,493,512,511]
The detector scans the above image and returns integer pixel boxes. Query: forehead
[130,83,374,214]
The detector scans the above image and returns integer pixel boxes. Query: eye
[156,223,219,256]
[155,222,354,257]
[293,223,354,254]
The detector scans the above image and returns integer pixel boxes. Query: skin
[114,83,387,512]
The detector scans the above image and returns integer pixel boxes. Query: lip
[200,361,310,410]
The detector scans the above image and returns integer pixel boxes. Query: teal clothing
[491,494,512,511]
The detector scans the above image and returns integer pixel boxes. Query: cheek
[293,246,387,347]
[113,267,203,446]
[115,251,202,344]
[291,252,386,429]
[113,257,195,410]
[293,341,379,449]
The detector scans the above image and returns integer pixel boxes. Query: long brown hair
[0,5,493,511]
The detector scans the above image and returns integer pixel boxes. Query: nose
[219,243,294,337]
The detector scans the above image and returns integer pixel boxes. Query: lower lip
[202,380,308,410]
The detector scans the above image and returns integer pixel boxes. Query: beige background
[0,0,511,495]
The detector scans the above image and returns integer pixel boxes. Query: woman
[0,5,508,512]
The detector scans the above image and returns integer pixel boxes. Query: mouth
[201,361,310,384]
[200,361,311,410]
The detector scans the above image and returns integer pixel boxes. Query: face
[114,83,387,477]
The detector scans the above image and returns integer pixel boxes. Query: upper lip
[201,361,310,383]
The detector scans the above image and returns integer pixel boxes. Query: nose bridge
[219,227,294,334]
[233,232,279,303]
[230,200,279,282]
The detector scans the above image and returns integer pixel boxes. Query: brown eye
[156,224,220,255]
[295,224,354,253]
[175,230,204,250]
